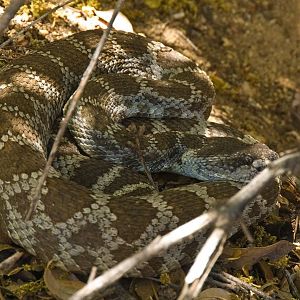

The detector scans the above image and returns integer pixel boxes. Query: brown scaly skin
[0,29,279,276]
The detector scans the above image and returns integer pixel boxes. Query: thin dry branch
[0,0,25,35]
[285,269,300,299]
[25,0,125,221]
[87,266,97,283]
[178,228,227,300]
[179,152,300,299]
[210,271,274,300]
[0,251,23,274]
[239,220,254,244]
[69,212,217,300]
[207,275,250,294]
[128,123,158,190]
[70,152,300,300]
[0,0,76,49]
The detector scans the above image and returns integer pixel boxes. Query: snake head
[175,137,279,183]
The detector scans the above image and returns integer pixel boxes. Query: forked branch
[71,152,300,300]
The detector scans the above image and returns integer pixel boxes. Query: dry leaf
[43,262,85,300]
[258,260,274,281]
[222,240,295,270]
[196,288,239,300]
[276,290,294,300]
[2,279,44,299]
[168,268,186,287]
[130,278,159,300]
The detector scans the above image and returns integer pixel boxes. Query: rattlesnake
[0,29,280,276]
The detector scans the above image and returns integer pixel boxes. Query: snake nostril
[256,165,265,172]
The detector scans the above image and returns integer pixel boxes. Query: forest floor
[0,0,299,299]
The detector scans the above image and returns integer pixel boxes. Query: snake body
[0,29,279,276]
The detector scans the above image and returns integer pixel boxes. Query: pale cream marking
[91,165,124,192]
[112,182,154,197]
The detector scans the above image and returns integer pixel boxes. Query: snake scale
[0,29,280,277]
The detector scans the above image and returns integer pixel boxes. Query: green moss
[201,0,233,12]
[144,0,161,9]
[163,0,196,11]
[85,0,198,15]
[237,274,255,284]
[76,0,102,10]
[253,226,277,247]
[4,279,45,299]
[30,38,47,49]
[210,74,232,92]
[236,225,277,248]
[270,255,290,268]
[0,59,7,69]
[146,0,198,14]
[160,272,171,285]
[210,73,240,98]
[238,225,277,248]
[29,0,49,18]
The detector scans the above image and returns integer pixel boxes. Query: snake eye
[244,155,253,164]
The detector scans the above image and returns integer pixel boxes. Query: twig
[211,271,275,300]
[144,276,181,291]
[285,269,300,299]
[206,277,246,293]
[240,220,254,244]
[135,131,157,190]
[87,266,97,283]
[25,0,125,221]
[128,123,158,190]
[71,152,299,300]
[178,228,227,300]
[0,0,76,49]
[293,214,299,243]
[0,251,23,274]
[178,152,300,298]
[69,211,217,300]
[0,0,25,35]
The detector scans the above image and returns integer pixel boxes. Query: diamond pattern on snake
[0,29,279,276]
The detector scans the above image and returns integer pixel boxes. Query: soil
[126,0,299,153]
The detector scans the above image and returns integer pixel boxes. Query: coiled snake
[0,29,280,276]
